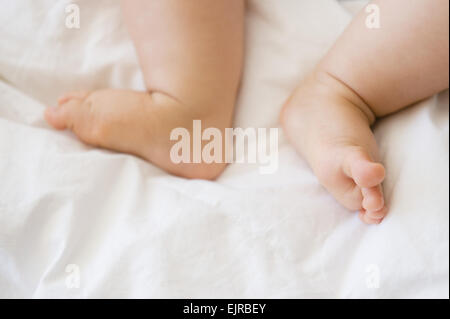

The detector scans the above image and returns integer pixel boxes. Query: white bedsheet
[0,0,448,298]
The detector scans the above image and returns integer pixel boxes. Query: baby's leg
[45,0,244,179]
[281,0,449,224]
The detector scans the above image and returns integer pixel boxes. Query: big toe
[344,149,385,188]
[45,98,83,131]
[45,106,68,130]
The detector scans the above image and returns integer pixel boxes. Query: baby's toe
[366,205,389,220]
[339,184,364,211]
[45,106,68,130]
[45,99,84,131]
[358,209,383,225]
[362,186,384,212]
[344,148,385,188]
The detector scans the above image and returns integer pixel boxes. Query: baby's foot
[45,89,227,179]
[281,71,388,224]
[46,89,155,154]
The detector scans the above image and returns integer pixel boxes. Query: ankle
[312,69,376,125]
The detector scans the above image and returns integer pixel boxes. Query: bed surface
[0,0,448,298]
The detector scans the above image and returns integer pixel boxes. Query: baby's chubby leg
[281,0,449,224]
[45,0,245,179]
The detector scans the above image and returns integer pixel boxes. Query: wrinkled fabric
[0,0,448,298]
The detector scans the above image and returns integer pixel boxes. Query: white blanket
[0,0,448,298]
